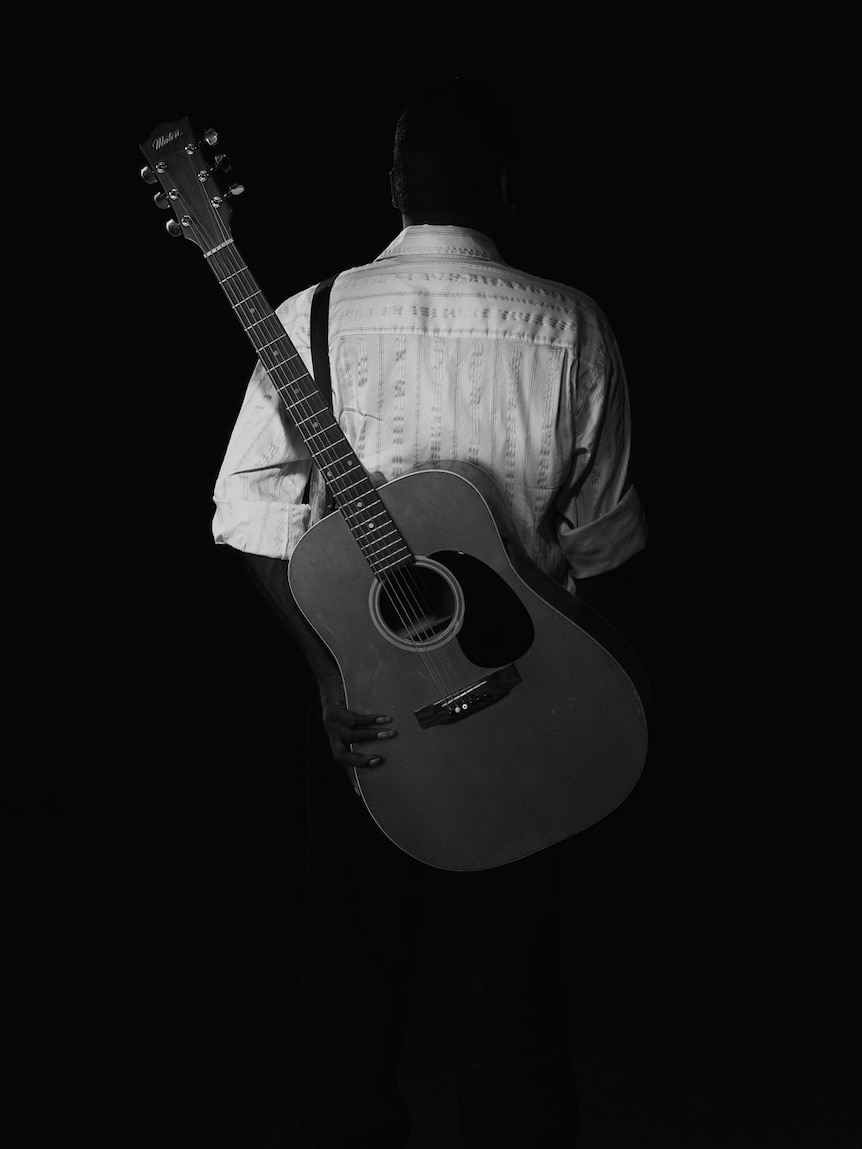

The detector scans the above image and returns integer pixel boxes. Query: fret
[216,267,247,285]
[364,552,412,577]
[338,477,373,496]
[360,530,410,557]
[367,533,405,553]
[343,507,387,527]
[344,506,402,541]
[340,510,388,530]
[355,525,393,546]
[354,527,399,549]
[357,533,399,556]
[340,499,389,523]
[274,391,319,412]
[273,378,317,403]
[260,338,300,358]
[295,410,335,428]
[269,353,307,372]
[240,313,271,332]
[349,507,382,527]
[272,368,312,387]
[321,451,358,470]
[231,290,265,309]
[373,553,413,574]
[272,375,311,396]
[302,428,344,450]
[368,551,411,573]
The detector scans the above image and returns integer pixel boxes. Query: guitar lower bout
[289,461,648,871]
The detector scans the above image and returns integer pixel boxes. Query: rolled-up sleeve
[555,316,648,581]
[212,287,324,560]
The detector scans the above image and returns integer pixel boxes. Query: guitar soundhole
[369,558,465,652]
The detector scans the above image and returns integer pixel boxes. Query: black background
[15,37,856,1148]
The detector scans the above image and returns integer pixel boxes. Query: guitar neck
[205,241,413,576]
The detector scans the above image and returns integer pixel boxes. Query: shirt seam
[328,326,580,351]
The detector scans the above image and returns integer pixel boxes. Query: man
[213,80,646,1149]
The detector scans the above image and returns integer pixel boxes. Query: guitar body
[289,462,647,871]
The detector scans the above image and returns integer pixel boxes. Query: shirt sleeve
[555,309,648,582]
[212,285,325,560]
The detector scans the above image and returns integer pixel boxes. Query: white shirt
[212,225,646,589]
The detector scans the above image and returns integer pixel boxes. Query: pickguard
[431,549,535,667]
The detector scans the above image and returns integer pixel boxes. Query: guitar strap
[310,273,337,407]
[306,272,338,510]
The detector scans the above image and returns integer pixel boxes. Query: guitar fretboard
[206,242,413,576]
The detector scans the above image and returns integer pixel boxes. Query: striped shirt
[212,225,646,589]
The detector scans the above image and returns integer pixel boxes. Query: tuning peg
[212,152,231,173]
[213,182,246,210]
[203,128,218,146]
[153,190,172,209]
[140,164,157,184]
[166,219,183,237]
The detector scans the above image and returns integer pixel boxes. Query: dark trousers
[287,689,579,1149]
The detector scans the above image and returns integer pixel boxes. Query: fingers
[325,707,397,770]
[331,731,394,760]
[330,708,394,734]
[334,745,386,769]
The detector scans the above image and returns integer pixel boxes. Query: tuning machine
[141,159,167,183]
[211,183,245,210]
[153,189,177,209]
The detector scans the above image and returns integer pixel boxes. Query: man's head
[390,79,516,232]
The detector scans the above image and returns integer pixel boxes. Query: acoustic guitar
[141,119,648,871]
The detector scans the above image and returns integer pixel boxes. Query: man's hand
[317,468,397,797]
[321,690,397,796]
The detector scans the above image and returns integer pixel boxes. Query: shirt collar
[375,224,504,264]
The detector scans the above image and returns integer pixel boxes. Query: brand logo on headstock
[154,129,181,150]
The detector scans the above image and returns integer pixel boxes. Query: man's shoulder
[274,280,317,330]
[347,253,606,316]
[272,249,612,347]
[504,262,607,317]
[474,260,615,345]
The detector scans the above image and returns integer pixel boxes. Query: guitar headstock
[140,118,243,252]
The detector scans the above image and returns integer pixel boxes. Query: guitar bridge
[414,664,522,729]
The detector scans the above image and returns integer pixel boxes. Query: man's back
[214,224,646,590]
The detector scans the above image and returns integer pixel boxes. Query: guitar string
[203,240,458,703]
[245,270,465,710]
[150,144,460,713]
[206,237,456,704]
[187,197,461,688]
[178,177,466,711]
[186,184,467,710]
